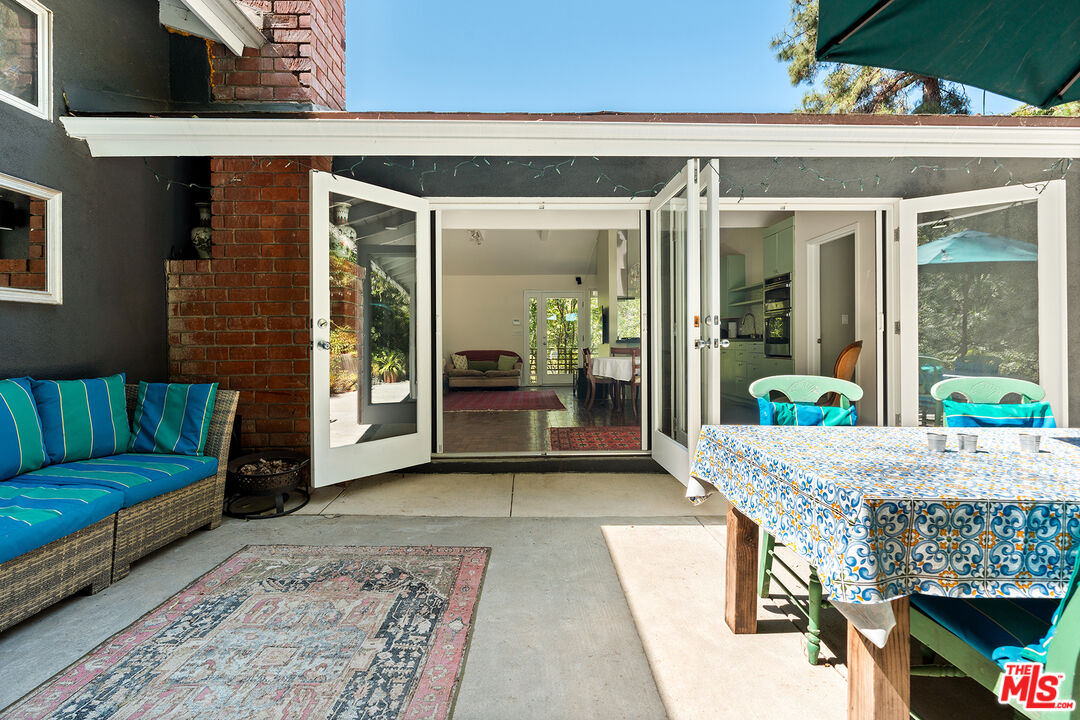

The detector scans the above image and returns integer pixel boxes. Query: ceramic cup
[926,432,947,452]
[1018,433,1042,453]
[958,433,979,452]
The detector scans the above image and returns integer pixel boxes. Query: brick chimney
[209,0,346,110]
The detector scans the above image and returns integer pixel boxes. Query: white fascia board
[60,116,1080,159]
[161,0,265,56]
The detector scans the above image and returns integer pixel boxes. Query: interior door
[895,180,1067,426]
[649,160,700,484]
[310,170,432,487]
[538,292,585,385]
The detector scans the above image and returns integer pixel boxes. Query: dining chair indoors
[749,374,863,665]
[581,348,616,410]
[821,340,862,406]
[610,347,640,416]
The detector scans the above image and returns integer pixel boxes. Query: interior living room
[440,225,644,454]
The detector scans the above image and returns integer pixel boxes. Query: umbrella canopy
[816,0,1080,107]
[917,230,1037,265]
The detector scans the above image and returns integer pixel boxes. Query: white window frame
[0,171,61,304]
[0,0,53,121]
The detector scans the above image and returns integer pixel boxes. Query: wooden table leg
[847,597,910,720]
[724,505,758,634]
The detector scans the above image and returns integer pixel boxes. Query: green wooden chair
[910,552,1080,719]
[749,375,863,665]
[930,376,1046,405]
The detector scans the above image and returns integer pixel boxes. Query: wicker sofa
[0,384,238,632]
[446,350,523,389]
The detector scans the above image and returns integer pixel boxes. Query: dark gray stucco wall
[0,0,195,382]
[336,154,1078,422]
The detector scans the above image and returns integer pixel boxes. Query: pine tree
[773,0,969,114]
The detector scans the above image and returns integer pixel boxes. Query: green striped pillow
[0,377,49,480]
[129,382,218,456]
[30,374,131,464]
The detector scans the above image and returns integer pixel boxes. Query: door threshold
[413,454,664,474]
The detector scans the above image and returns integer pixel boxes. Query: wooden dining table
[689,424,1080,719]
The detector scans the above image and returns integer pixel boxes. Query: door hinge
[894,227,900,242]
[893,321,901,334]
[894,412,901,425]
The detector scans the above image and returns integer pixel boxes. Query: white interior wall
[793,211,879,425]
[442,274,599,362]
[719,228,766,286]
[819,235,858,373]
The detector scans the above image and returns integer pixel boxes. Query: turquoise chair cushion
[0,482,123,564]
[0,377,49,480]
[17,453,218,508]
[757,398,857,426]
[31,374,131,465]
[130,382,218,456]
[942,399,1056,428]
[911,594,1057,669]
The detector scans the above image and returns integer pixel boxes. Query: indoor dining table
[589,355,634,409]
[689,424,1080,719]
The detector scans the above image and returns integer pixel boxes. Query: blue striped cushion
[129,382,218,456]
[0,377,49,480]
[19,453,218,507]
[757,398,857,426]
[30,374,131,465]
[0,483,122,563]
[942,399,1056,428]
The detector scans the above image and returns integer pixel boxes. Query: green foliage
[1013,101,1080,116]
[773,0,969,114]
[590,296,603,349]
[372,348,407,383]
[617,298,640,340]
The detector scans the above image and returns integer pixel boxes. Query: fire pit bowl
[225,451,310,519]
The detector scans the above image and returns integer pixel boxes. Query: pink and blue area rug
[4,544,489,720]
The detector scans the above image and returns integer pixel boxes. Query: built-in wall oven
[763,273,791,358]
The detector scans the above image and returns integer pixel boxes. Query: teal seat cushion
[130,382,218,456]
[30,374,130,465]
[468,360,498,372]
[19,453,218,508]
[0,377,49,481]
[942,399,1056,428]
[497,355,518,371]
[911,594,1057,669]
[0,482,122,564]
[757,398,857,426]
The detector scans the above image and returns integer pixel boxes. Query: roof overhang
[160,0,265,56]
[60,115,1080,159]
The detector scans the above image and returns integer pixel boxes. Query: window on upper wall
[0,171,61,304]
[0,0,51,120]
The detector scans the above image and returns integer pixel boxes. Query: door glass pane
[916,199,1038,426]
[545,296,579,377]
[0,0,38,106]
[328,193,418,446]
[658,189,688,445]
[528,296,538,384]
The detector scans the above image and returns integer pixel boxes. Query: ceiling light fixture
[468,229,484,246]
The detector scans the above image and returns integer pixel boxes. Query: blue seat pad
[912,593,1057,668]
[0,483,122,564]
[17,453,218,508]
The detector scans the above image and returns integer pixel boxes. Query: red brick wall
[166,156,331,451]
[210,0,346,110]
[0,199,46,290]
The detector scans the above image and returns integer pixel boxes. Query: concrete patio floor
[0,472,1008,719]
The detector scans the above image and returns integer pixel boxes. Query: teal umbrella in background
[917,230,1038,265]
[816,0,1080,108]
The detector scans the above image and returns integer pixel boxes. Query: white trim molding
[0,172,62,305]
[61,116,1080,158]
[159,0,265,56]
[0,0,52,121]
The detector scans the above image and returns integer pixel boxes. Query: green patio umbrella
[816,0,1080,107]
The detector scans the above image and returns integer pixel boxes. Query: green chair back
[930,377,1045,404]
[748,375,863,409]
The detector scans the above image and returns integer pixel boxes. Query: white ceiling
[443,229,601,276]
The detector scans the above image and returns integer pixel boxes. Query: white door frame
[895,180,1068,426]
[310,170,432,486]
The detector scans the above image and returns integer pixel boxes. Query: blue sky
[346,0,1022,115]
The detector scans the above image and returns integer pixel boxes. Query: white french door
[527,291,587,386]
[310,170,432,487]
[894,180,1067,426]
[649,160,701,484]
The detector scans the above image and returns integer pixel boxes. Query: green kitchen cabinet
[719,254,747,317]
[762,217,795,278]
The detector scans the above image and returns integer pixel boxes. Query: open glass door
[649,160,700,484]
[311,170,431,487]
[895,180,1067,426]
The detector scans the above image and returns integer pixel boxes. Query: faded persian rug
[4,545,489,720]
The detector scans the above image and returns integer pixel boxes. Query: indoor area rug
[549,425,642,451]
[4,544,489,720]
[443,389,565,412]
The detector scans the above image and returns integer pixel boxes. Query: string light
[144,155,1075,200]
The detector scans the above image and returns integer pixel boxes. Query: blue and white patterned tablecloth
[690,425,1080,605]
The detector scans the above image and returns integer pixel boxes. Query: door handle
[316,340,331,350]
